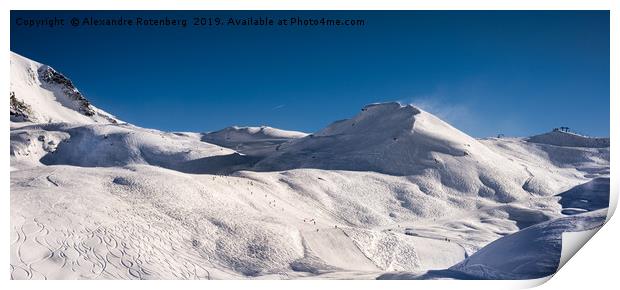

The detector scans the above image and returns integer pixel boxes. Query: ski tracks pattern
[10,215,213,280]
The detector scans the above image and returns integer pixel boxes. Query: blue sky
[11,11,609,137]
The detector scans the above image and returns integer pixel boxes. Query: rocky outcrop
[37,65,96,117]
[10,91,33,122]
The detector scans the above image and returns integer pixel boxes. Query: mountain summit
[10,52,120,124]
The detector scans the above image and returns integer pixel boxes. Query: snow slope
[254,102,598,202]
[10,52,120,124]
[448,209,607,279]
[9,53,611,280]
[10,166,475,279]
[377,209,607,280]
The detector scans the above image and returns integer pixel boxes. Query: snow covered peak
[316,102,422,137]
[311,101,478,152]
[202,125,308,157]
[362,101,421,112]
[253,101,500,177]
[527,130,610,148]
[207,125,308,141]
[10,52,121,124]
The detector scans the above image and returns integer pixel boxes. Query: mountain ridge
[10,51,120,124]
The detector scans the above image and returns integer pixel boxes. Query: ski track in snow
[10,215,215,280]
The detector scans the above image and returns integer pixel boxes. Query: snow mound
[202,126,307,156]
[10,52,120,124]
[527,130,609,148]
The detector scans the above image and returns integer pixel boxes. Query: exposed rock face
[10,91,33,122]
[37,65,96,117]
[9,51,121,124]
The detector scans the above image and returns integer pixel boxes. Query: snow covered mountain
[527,130,610,148]
[9,53,611,280]
[10,52,120,124]
[202,126,307,156]
[254,102,605,202]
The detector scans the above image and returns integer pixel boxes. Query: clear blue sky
[11,11,609,137]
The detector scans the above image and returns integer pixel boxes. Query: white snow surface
[378,209,607,280]
[9,53,610,280]
[206,126,307,141]
[202,126,307,157]
[527,131,610,148]
[448,209,607,279]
